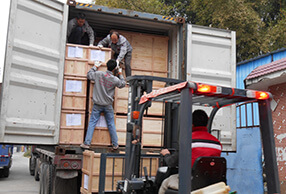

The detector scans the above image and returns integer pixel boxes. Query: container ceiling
[68,6,177,38]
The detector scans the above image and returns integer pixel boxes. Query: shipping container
[0,0,236,193]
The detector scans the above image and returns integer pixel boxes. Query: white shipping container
[0,0,236,151]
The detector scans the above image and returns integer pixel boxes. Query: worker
[98,31,132,77]
[158,109,222,194]
[67,13,95,46]
[80,59,126,150]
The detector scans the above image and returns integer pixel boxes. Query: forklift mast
[124,76,184,180]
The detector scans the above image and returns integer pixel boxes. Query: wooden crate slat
[81,151,159,193]
[62,95,86,111]
[59,128,84,145]
[64,60,88,77]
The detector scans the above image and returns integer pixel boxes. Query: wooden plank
[115,86,129,99]
[59,128,84,145]
[91,127,111,146]
[62,94,86,111]
[64,60,89,78]
[141,157,159,176]
[115,116,127,145]
[114,98,128,114]
[153,37,169,72]
[153,72,168,88]
[147,101,164,116]
[142,117,163,147]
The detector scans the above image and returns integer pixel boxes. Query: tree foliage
[93,0,286,62]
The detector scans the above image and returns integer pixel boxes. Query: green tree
[93,0,169,15]
[93,0,286,62]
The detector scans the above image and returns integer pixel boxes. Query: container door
[0,0,68,144]
[186,24,237,151]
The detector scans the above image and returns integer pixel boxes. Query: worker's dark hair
[192,109,208,127]
[107,59,117,71]
[76,13,86,20]
[110,31,120,38]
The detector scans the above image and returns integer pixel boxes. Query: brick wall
[269,82,286,193]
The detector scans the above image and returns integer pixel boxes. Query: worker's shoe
[112,144,119,150]
[80,143,90,149]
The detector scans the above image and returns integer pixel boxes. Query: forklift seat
[165,156,227,194]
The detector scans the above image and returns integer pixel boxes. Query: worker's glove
[116,60,120,68]
[98,45,103,49]
[89,43,93,47]
[94,60,102,68]
[118,68,122,74]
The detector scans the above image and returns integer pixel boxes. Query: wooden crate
[142,117,163,147]
[89,47,112,63]
[64,60,89,78]
[60,110,86,129]
[59,128,84,145]
[81,150,159,193]
[60,110,85,145]
[66,44,89,59]
[66,43,112,61]
[63,76,87,96]
[115,116,127,145]
[117,31,168,73]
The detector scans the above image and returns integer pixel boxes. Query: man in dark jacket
[158,109,222,194]
[80,59,126,150]
[98,31,132,77]
[67,13,95,46]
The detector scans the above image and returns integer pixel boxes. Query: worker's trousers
[158,174,179,194]
[84,104,118,146]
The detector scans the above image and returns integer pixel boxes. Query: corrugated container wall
[0,0,68,144]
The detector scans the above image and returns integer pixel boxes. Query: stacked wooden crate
[80,150,159,193]
[60,44,111,145]
[114,31,169,148]
[61,30,169,147]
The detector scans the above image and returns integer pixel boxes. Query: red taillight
[255,91,269,100]
[62,161,70,169]
[132,111,140,119]
[197,84,217,93]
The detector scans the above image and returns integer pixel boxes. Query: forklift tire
[34,158,40,181]
[3,167,9,178]
[29,155,36,176]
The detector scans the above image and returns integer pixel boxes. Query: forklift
[105,75,279,194]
